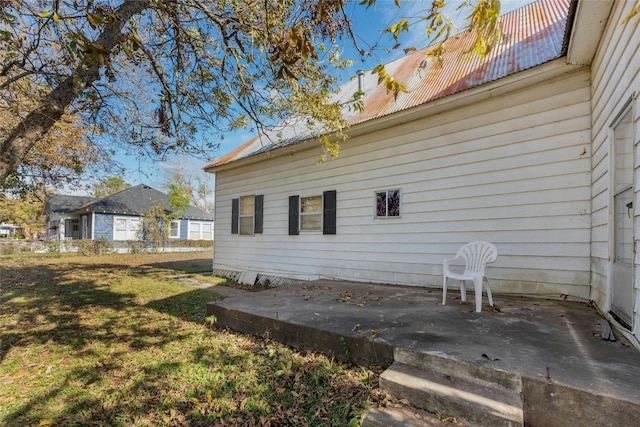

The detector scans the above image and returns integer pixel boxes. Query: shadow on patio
[205,279,640,426]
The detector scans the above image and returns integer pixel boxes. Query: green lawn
[0,252,388,426]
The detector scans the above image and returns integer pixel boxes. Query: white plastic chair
[442,241,498,312]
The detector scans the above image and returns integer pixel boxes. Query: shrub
[77,239,112,256]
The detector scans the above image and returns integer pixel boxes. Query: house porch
[205,279,640,426]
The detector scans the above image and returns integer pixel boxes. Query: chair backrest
[457,241,498,276]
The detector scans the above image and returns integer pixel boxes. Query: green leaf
[385,18,409,41]
[86,12,104,28]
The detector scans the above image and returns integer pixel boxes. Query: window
[239,196,255,235]
[169,220,180,238]
[289,190,336,235]
[231,195,263,235]
[113,216,141,240]
[189,222,200,240]
[375,189,401,218]
[301,196,322,231]
[189,221,213,240]
[202,223,213,240]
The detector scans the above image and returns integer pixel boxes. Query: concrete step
[394,348,522,393]
[362,406,464,427]
[379,362,523,427]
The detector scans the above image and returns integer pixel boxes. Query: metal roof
[205,0,572,170]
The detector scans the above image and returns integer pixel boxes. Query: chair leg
[473,276,483,312]
[442,276,447,305]
[460,280,467,302]
[485,277,494,307]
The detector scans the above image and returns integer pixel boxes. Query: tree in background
[138,203,169,252]
[139,184,193,251]
[0,193,44,239]
[163,158,214,212]
[0,0,503,186]
[138,187,192,251]
[92,177,131,198]
[167,182,192,214]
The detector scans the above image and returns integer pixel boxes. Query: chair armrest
[443,257,458,275]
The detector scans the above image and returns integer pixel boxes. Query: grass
[0,252,389,427]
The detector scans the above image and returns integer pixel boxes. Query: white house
[205,0,640,348]
[0,223,21,238]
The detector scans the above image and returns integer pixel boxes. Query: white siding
[213,67,591,296]
[591,1,640,334]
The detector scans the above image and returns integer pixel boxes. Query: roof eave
[208,57,585,173]
[566,0,614,65]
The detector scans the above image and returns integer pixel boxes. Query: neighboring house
[204,0,640,348]
[0,223,21,238]
[43,194,95,240]
[44,184,214,241]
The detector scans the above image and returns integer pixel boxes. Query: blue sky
[117,0,534,189]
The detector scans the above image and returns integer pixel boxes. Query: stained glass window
[376,192,387,217]
[375,189,401,218]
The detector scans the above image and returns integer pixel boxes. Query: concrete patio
[203,279,640,426]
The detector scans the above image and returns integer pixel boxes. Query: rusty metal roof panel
[350,0,572,124]
[206,0,572,170]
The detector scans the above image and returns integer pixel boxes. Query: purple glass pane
[388,190,400,216]
[376,192,387,217]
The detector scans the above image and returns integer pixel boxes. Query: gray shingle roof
[49,184,214,220]
[45,195,96,213]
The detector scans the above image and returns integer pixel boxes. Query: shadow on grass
[142,256,213,273]
[0,261,137,363]
[0,258,230,426]
[1,256,380,427]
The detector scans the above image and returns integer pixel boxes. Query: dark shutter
[254,195,264,234]
[231,198,239,234]
[289,195,299,235]
[323,190,337,235]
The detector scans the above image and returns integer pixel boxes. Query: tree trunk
[0,0,150,184]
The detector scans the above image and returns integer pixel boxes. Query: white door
[611,107,635,328]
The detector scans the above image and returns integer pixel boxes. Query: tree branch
[0,0,151,183]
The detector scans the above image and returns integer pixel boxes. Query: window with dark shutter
[231,198,239,234]
[323,190,336,235]
[289,195,299,235]
[300,195,322,231]
[254,195,264,234]
[239,196,255,235]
